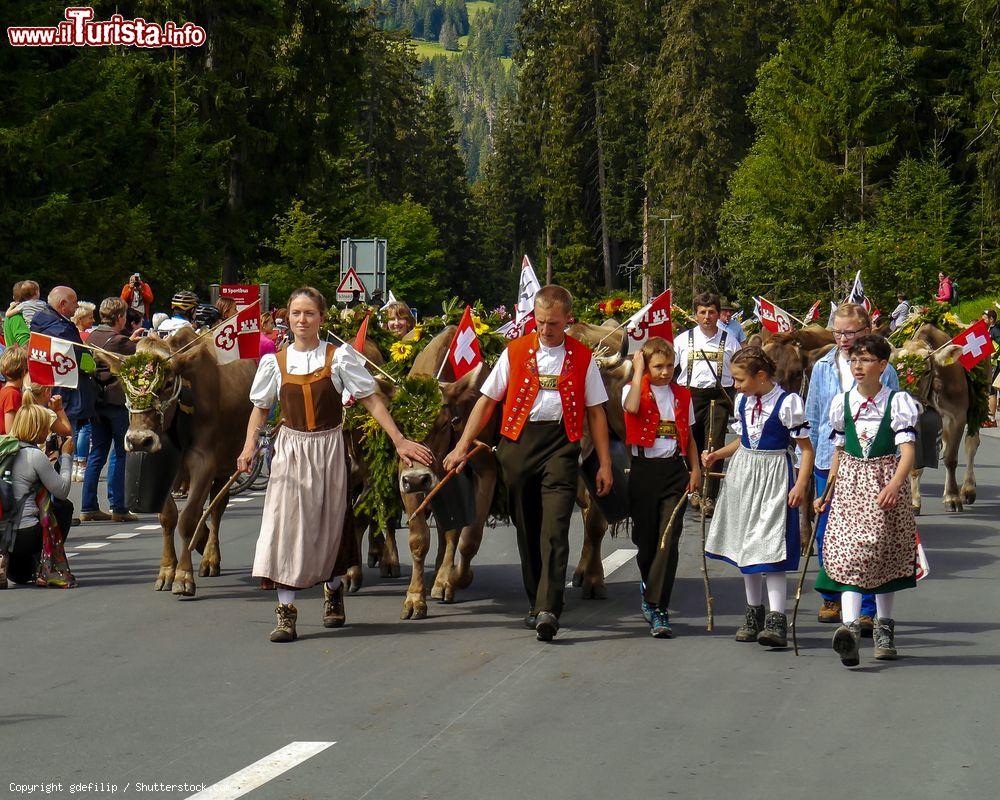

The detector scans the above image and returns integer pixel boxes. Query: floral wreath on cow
[117,351,172,412]
[889,303,990,434]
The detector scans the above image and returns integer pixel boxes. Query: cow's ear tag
[942,355,957,367]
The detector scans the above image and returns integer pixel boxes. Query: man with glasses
[804,303,899,630]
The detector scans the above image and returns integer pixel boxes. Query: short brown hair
[0,345,28,380]
[12,280,40,302]
[383,301,415,331]
[287,286,328,315]
[215,297,237,319]
[534,285,573,315]
[641,336,675,364]
[849,334,891,362]
[833,302,871,329]
[99,296,128,325]
[732,346,776,377]
[692,291,721,312]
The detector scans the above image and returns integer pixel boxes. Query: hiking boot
[758,611,788,648]
[873,617,898,660]
[832,621,861,667]
[0,550,8,590]
[640,581,653,623]
[701,498,715,519]
[535,611,559,642]
[112,511,139,523]
[858,614,875,638]
[650,608,673,639]
[524,610,538,629]
[80,510,113,522]
[269,603,298,642]
[323,583,346,628]
[735,604,766,642]
[817,599,841,623]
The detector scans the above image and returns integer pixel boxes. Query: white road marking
[566,547,638,588]
[107,532,140,540]
[75,542,109,550]
[66,551,80,557]
[184,741,336,800]
[135,524,161,530]
[229,497,253,503]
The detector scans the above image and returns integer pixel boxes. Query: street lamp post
[658,214,682,292]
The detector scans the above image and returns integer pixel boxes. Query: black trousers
[8,524,42,585]
[628,454,689,608]
[689,386,733,501]
[496,421,580,617]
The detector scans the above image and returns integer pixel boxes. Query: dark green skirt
[814,566,916,595]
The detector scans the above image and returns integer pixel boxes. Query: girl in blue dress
[703,348,814,647]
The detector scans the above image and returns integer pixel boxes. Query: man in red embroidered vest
[444,285,612,642]
[622,337,701,638]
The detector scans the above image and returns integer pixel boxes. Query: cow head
[398,364,484,496]
[761,329,835,395]
[117,328,202,452]
[891,329,961,410]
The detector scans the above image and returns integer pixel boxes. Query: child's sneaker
[640,581,653,623]
[873,617,898,660]
[735,604,765,642]
[832,621,861,666]
[650,608,672,639]
[757,611,788,648]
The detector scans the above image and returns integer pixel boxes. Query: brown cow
[891,324,981,513]
[118,328,255,596]
[749,325,835,395]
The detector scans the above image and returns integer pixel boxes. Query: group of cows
[111,316,980,617]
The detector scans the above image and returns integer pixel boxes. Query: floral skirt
[815,453,916,594]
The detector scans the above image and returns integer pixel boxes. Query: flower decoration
[597,297,625,317]
[471,315,490,335]
[620,300,642,314]
[892,352,928,396]
[390,342,413,362]
[118,352,170,411]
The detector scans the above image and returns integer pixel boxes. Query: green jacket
[3,313,29,346]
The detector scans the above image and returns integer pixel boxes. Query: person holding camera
[120,273,154,327]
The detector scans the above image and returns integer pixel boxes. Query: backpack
[0,434,32,551]
[949,281,958,303]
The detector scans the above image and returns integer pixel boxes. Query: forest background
[2,1,998,317]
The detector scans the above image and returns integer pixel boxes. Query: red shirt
[0,384,24,434]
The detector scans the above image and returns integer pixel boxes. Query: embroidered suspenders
[685,328,728,387]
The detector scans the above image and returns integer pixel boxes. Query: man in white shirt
[444,285,612,642]
[673,291,741,514]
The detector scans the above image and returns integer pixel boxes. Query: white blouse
[829,386,921,455]
[249,341,376,409]
[732,384,809,448]
[481,342,608,421]
[620,383,696,458]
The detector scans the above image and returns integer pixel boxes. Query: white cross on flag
[446,305,482,380]
[214,300,261,364]
[27,332,79,388]
[755,297,795,334]
[950,319,992,371]
[625,289,673,352]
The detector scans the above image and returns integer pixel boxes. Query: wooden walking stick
[411,440,492,518]
[791,475,837,656]
[187,420,283,553]
[699,399,718,631]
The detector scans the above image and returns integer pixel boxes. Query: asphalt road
[4,431,1000,800]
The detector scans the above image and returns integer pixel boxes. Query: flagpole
[324,330,398,385]
[33,334,127,363]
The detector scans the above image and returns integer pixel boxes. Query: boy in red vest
[444,285,613,641]
[623,337,700,638]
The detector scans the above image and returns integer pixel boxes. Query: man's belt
[538,374,559,390]
[656,420,678,438]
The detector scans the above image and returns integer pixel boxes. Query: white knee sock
[277,588,296,606]
[764,572,786,615]
[325,576,342,592]
[875,593,895,619]
[841,591,862,624]
[743,574,764,606]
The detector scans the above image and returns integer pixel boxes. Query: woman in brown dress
[238,286,432,642]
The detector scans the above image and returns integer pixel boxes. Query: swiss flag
[756,297,795,334]
[949,319,993,370]
[625,290,673,352]
[354,311,370,352]
[214,300,261,364]
[446,305,482,380]
[804,300,821,325]
[27,332,79,388]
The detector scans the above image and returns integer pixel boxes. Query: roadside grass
[953,294,1000,323]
